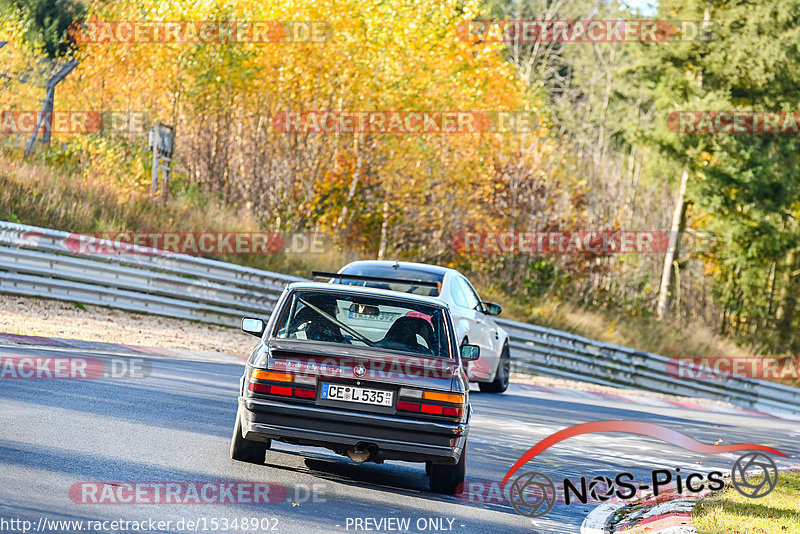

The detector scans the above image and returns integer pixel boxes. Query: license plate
[320,383,393,407]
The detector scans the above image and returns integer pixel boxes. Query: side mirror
[483,302,502,316]
[460,343,480,361]
[242,317,266,337]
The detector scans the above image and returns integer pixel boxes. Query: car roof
[339,260,455,278]
[286,281,450,309]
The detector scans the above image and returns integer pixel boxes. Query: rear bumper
[239,396,469,464]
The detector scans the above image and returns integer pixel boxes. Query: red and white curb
[581,465,800,533]
[581,491,706,533]
[580,502,625,533]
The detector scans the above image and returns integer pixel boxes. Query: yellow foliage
[0,9,45,114]
[15,0,577,250]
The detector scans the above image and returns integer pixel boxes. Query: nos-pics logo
[501,421,783,519]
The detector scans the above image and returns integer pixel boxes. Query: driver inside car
[378,316,435,355]
[288,294,348,343]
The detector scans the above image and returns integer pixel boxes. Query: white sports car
[316,260,510,393]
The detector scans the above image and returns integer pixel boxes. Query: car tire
[230,406,268,464]
[479,345,510,393]
[429,441,466,495]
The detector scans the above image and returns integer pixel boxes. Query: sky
[623,0,659,16]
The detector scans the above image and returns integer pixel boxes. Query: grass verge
[693,471,800,534]
[0,151,348,278]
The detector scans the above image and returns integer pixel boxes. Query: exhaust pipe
[347,442,378,463]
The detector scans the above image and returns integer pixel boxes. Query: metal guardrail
[1,220,799,416]
[498,319,800,416]
[0,222,300,327]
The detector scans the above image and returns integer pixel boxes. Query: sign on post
[148,122,175,200]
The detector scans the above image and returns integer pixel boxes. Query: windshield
[337,265,444,297]
[273,290,451,358]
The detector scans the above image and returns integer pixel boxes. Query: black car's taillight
[248,369,317,399]
[396,389,464,419]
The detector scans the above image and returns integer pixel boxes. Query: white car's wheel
[479,344,509,393]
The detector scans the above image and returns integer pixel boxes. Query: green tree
[1,0,84,57]
[645,0,800,350]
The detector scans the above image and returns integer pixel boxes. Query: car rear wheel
[479,345,510,393]
[230,406,269,464]
[429,441,466,494]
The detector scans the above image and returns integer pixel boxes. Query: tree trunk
[337,134,363,248]
[377,200,390,259]
[775,250,798,348]
[656,166,689,320]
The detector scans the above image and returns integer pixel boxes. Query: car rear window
[273,290,451,358]
[337,266,443,297]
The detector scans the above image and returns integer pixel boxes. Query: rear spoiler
[311,271,441,295]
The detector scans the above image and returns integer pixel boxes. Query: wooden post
[151,122,161,195]
[24,59,77,155]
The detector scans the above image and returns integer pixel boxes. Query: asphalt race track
[2,341,799,534]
